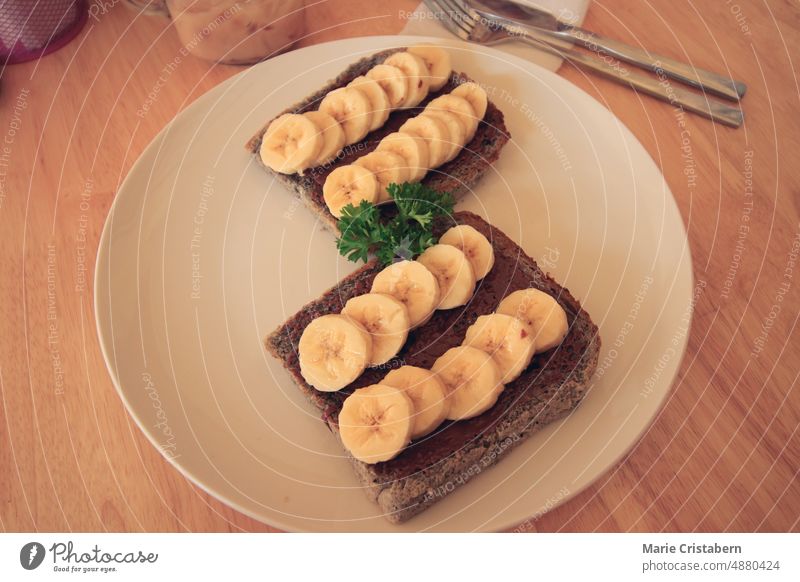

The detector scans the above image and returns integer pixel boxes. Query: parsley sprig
[336,182,455,265]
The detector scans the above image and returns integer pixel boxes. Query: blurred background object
[123,0,169,14]
[165,0,306,65]
[0,0,87,64]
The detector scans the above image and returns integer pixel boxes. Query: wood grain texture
[0,0,797,533]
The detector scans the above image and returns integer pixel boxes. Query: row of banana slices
[259,45,453,176]
[323,81,488,218]
[298,223,496,392]
[297,227,570,464]
[337,285,570,464]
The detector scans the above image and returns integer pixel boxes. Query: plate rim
[94,34,693,532]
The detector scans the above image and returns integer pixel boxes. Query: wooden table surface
[1,0,798,533]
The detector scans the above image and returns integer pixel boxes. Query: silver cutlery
[469,0,746,100]
[424,0,744,127]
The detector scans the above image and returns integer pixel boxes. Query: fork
[467,0,746,101]
[424,0,744,127]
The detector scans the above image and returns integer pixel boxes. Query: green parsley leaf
[334,182,454,266]
[388,182,455,228]
[336,200,380,263]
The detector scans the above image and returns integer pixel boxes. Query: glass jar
[1,0,88,64]
[165,0,306,65]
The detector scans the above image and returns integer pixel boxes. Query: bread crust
[265,212,601,524]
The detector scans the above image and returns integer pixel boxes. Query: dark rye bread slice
[265,212,601,524]
[246,48,510,233]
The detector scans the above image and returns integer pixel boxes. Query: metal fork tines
[424,0,744,127]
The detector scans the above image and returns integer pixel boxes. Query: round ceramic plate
[95,36,693,532]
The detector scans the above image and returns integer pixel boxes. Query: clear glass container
[165,0,306,65]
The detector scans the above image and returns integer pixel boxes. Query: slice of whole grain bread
[246,48,510,233]
[264,211,601,524]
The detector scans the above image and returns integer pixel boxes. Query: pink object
[1,0,87,64]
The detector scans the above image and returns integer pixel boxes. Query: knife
[466,0,747,100]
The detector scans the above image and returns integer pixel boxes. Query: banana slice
[319,86,373,145]
[408,45,452,91]
[353,151,410,203]
[422,110,466,163]
[298,314,372,392]
[259,113,323,174]
[451,82,488,126]
[384,51,430,108]
[416,244,476,309]
[375,132,430,182]
[399,114,450,168]
[426,95,479,142]
[367,64,408,109]
[348,75,391,131]
[438,224,495,279]
[338,384,413,464]
[303,110,346,167]
[322,164,379,218]
[432,346,503,420]
[382,365,449,439]
[341,293,410,366]
[463,313,536,383]
[371,260,440,327]
[496,289,569,353]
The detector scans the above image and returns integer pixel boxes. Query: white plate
[95,36,693,532]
